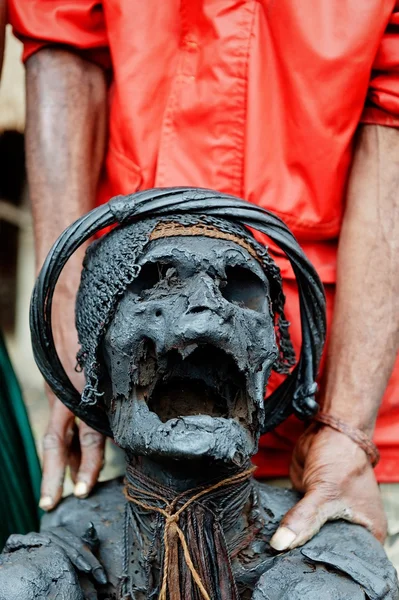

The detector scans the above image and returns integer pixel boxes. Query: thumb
[270,489,336,551]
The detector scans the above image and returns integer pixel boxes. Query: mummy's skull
[75,218,295,464]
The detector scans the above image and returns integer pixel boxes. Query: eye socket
[221,266,267,313]
[129,261,176,296]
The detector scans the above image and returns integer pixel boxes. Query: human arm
[271,123,399,551]
[25,48,108,509]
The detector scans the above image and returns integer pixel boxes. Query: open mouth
[135,342,249,424]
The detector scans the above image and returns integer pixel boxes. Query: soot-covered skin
[102,236,278,464]
[0,479,396,599]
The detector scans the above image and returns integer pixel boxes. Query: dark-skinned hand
[39,288,105,511]
[270,424,386,551]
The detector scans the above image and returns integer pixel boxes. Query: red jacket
[9,0,399,481]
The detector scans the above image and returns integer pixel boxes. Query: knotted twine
[123,463,257,600]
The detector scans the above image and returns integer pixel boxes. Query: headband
[149,221,261,261]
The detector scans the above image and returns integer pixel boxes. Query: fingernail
[93,566,108,585]
[74,482,89,498]
[270,526,297,551]
[39,496,53,510]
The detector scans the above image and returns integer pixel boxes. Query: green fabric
[0,333,41,549]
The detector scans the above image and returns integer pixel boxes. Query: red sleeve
[8,0,110,69]
[361,2,399,127]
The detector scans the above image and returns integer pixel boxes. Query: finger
[4,533,51,552]
[49,528,107,585]
[74,422,105,498]
[40,398,75,511]
[269,489,344,551]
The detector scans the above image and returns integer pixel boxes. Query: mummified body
[0,205,397,600]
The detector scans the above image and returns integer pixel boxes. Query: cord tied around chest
[124,464,256,600]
